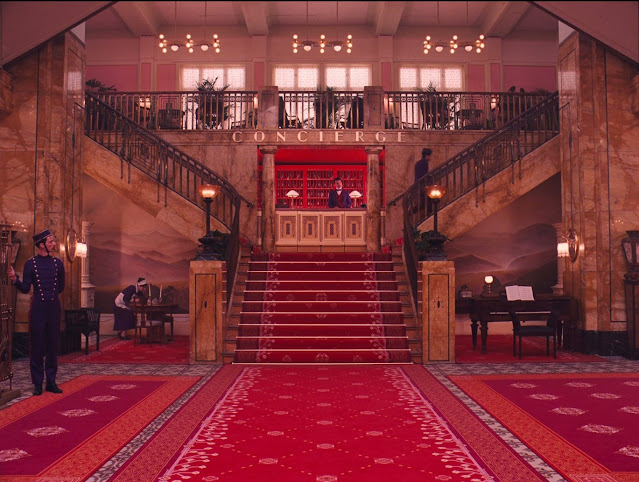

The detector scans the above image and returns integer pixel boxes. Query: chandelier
[293,1,352,54]
[158,2,221,54]
[423,34,485,54]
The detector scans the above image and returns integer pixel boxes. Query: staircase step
[247,271,396,281]
[236,336,409,350]
[248,261,394,271]
[239,312,404,324]
[237,324,407,337]
[251,253,392,262]
[245,280,399,291]
[241,301,402,313]
[243,290,400,302]
[234,348,412,364]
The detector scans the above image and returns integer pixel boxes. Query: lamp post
[196,184,223,260]
[423,184,448,261]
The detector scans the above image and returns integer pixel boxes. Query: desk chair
[64,309,101,355]
[134,313,164,347]
[510,310,557,359]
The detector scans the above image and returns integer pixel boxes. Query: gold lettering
[334,131,343,142]
[356,131,364,142]
[277,132,286,142]
[232,131,243,142]
[397,131,405,143]
[297,131,308,143]
[319,131,324,142]
[253,131,265,142]
[375,132,386,142]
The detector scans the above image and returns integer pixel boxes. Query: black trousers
[29,299,61,386]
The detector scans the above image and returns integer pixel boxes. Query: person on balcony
[113,277,147,340]
[414,148,433,215]
[9,229,65,396]
[328,177,353,209]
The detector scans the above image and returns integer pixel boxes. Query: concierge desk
[275,209,366,252]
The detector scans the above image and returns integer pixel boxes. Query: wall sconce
[76,242,88,258]
[557,241,569,258]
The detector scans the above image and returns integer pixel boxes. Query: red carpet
[236,252,412,363]
[112,365,542,481]
[59,335,190,364]
[449,372,639,480]
[455,334,609,363]
[0,374,199,481]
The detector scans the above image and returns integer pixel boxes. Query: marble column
[260,146,278,253]
[365,146,383,252]
[80,221,95,308]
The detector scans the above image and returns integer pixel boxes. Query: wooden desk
[129,303,178,345]
[467,295,577,354]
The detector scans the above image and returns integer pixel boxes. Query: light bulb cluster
[292,33,353,54]
[423,34,485,54]
[158,33,221,54]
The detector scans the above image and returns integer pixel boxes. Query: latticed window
[325,66,371,90]
[180,66,246,90]
[399,66,463,91]
[274,66,320,90]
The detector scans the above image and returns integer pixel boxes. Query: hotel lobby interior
[1,2,639,480]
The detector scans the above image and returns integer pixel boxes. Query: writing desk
[128,303,178,345]
[467,295,577,354]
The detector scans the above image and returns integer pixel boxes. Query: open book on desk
[506,285,535,301]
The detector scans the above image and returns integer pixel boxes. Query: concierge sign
[231,130,406,144]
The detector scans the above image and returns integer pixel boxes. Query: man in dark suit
[9,229,65,396]
[327,177,352,208]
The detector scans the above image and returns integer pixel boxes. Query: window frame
[179,64,247,91]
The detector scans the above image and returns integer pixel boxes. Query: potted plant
[195,77,230,129]
[85,78,117,93]
[414,228,450,261]
[313,86,342,128]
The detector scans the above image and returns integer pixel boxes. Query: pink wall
[490,63,501,91]
[86,65,138,91]
[503,65,557,92]
[140,63,151,90]
[467,65,485,91]
[157,64,177,91]
[381,62,392,91]
[254,62,265,90]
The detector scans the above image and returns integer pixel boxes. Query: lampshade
[76,242,88,258]
[426,184,447,200]
[286,190,300,198]
[484,275,494,284]
[557,241,569,257]
[199,184,220,199]
[349,190,362,199]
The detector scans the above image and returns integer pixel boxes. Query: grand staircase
[233,252,413,364]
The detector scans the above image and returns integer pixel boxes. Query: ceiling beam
[375,1,406,36]
[482,1,531,38]
[241,2,269,36]
[112,1,160,37]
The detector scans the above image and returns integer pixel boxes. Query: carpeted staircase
[234,252,413,364]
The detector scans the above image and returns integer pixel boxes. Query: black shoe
[45,383,63,394]
[33,385,43,396]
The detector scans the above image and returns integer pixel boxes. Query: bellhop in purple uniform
[10,229,65,396]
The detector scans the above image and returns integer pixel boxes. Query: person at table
[9,229,65,396]
[113,277,147,340]
[327,177,352,208]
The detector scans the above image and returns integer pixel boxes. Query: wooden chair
[64,309,101,355]
[510,310,558,359]
[133,308,165,347]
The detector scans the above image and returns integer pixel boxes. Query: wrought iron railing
[388,91,560,301]
[85,93,253,302]
[91,89,551,132]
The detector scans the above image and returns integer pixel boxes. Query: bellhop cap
[33,229,51,244]
[137,277,147,286]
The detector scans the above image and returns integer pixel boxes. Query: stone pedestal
[189,260,224,363]
[420,261,456,363]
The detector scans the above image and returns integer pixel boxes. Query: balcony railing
[90,88,551,132]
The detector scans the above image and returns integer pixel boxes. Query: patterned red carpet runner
[449,372,639,480]
[455,335,609,363]
[112,365,542,481]
[59,335,190,364]
[235,252,412,363]
[0,374,199,480]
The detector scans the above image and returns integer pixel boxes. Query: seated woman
[113,277,147,340]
